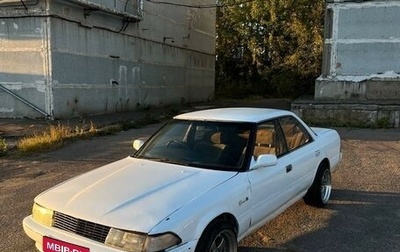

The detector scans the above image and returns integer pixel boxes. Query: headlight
[32,203,54,227]
[105,228,181,252]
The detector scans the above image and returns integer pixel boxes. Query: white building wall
[0,0,216,118]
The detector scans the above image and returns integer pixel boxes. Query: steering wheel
[166,140,189,149]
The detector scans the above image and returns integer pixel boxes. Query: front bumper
[23,215,196,252]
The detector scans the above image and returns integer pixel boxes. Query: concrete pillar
[293,0,400,127]
[316,0,400,100]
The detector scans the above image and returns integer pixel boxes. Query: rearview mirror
[133,139,145,150]
[250,154,278,170]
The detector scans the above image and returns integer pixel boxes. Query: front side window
[253,120,287,159]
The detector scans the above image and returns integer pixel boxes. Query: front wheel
[304,163,332,208]
[195,220,237,252]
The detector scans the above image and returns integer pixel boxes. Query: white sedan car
[23,108,342,252]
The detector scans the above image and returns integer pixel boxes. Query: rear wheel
[195,220,237,252]
[304,163,332,208]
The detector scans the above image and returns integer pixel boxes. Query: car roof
[174,107,293,123]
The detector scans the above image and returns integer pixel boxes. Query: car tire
[304,163,332,208]
[195,220,237,252]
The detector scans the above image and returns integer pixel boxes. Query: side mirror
[133,139,145,151]
[250,154,278,170]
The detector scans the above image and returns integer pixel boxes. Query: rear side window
[278,116,312,151]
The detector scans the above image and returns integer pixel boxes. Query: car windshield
[134,120,253,171]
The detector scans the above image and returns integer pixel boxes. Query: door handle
[286,164,293,173]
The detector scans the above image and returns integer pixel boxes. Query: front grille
[53,212,111,243]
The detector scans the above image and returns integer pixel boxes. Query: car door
[247,119,291,227]
[277,116,318,200]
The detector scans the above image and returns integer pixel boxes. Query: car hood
[36,157,237,232]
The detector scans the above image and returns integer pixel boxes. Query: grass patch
[15,115,162,155]
[17,122,97,154]
[0,138,7,156]
[374,117,391,129]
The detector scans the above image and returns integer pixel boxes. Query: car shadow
[238,189,400,252]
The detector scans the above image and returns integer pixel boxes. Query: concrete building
[293,0,400,127]
[0,0,216,119]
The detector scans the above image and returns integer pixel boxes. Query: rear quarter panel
[311,127,342,172]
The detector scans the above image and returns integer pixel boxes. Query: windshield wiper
[142,156,189,166]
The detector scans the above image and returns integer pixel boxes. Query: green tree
[216,0,325,98]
